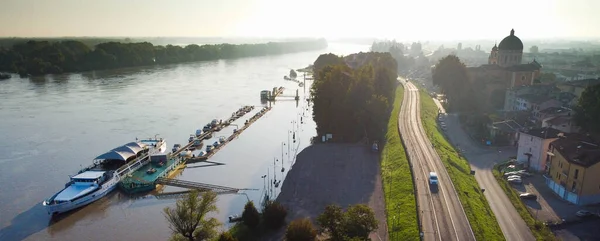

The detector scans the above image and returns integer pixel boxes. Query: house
[545,134,600,205]
[536,106,572,124]
[542,115,580,133]
[516,127,561,172]
[503,84,560,111]
[513,94,562,113]
[557,78,600,100]
[489,120,523,146]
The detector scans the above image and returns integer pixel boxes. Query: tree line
[370,40,422,74]
[0,38,328,76]
[164,190,377,241]
[311,52,398,143]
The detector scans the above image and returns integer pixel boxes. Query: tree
[285,218,317,241]
[574,84,600,134]
[432,55,475,112]
[263,200,288,230]
[163,190,221,241]
[242,201,261,229]
[311,52,397,143]
[317,204,378,241]
[316,204,345,240]
[342,204,378,239]
[217,232,238,241]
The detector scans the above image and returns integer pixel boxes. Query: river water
[0,42,369,241]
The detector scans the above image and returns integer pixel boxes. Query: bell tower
[488,43,498,65]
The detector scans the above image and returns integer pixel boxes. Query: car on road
[429,172,438,185]
[519,193,537,200]
[576,210,594,218]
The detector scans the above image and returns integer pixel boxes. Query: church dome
[498,29,523,51]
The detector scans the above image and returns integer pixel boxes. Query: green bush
[285,218,317,241]
[217,231,238,241]
[263,200,288,230]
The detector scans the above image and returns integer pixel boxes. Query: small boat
[172,144,181,153]
[210,119,219,127]
[202,124,212,132]
[146,168,157,174]
[213,141,220,147]
[195,129,203,136]
[206,144,214,152]
[198,151,206,157]
[179,149,192,157]
[188,135,195,143]
[229,215,243,223]
[218,136,226,143]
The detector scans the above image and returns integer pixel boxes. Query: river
[0,42,369,241]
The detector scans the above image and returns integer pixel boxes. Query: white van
[429,172,438,185]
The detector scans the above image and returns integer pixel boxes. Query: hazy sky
[1,0,599,40]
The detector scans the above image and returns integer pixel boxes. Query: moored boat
[43,138,166,215]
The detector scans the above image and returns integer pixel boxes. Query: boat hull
[43,177,119,215]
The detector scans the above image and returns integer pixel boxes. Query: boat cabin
[71,171,108,184]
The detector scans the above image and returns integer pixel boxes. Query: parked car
[507,175,521,179]
[576,210,593,218]
[508,178,522,184]
[519,193,537,200]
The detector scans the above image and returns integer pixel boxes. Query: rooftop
[72,170,106,180]
[517,94,554,104]
[492,120,523,133]
[545,115,573,126]
[521,127,562,139]
[539,106,571,115]
[505,63,542,72]
[498,29,524,51]
[551,134,600,167]
[561,78,600,88]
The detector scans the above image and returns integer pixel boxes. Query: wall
[498,49,523,67]
[517,132,557,172]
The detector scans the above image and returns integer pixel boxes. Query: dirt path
[268,143,388,240]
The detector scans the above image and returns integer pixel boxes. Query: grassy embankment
[492,164,557,241]
[381,84,420,240]
[418,90,504,240]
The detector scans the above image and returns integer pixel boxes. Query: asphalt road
[398,81,475,241]
[440,110,536,240]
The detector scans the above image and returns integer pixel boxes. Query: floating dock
[118,105,267,194]
[187,106,272,163]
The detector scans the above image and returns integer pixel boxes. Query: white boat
[43,170,118,216]
[43,137,167,215]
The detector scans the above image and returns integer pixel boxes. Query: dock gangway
[155,177,256,194]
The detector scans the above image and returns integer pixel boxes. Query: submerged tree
[163,190,220,241]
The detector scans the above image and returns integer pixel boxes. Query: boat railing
[115,152,151,178]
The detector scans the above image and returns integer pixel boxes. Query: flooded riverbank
[0,43,369,240]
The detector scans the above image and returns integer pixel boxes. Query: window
[521,75,525,81]
[574,169,579,179]
[557,173,560,180]
[529,147,532,152]
[572,181,576,191]
[531,137,533,141]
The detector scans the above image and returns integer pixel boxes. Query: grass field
[380,84,420,240]
[418,90,505,240]
[492,164,558,241]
